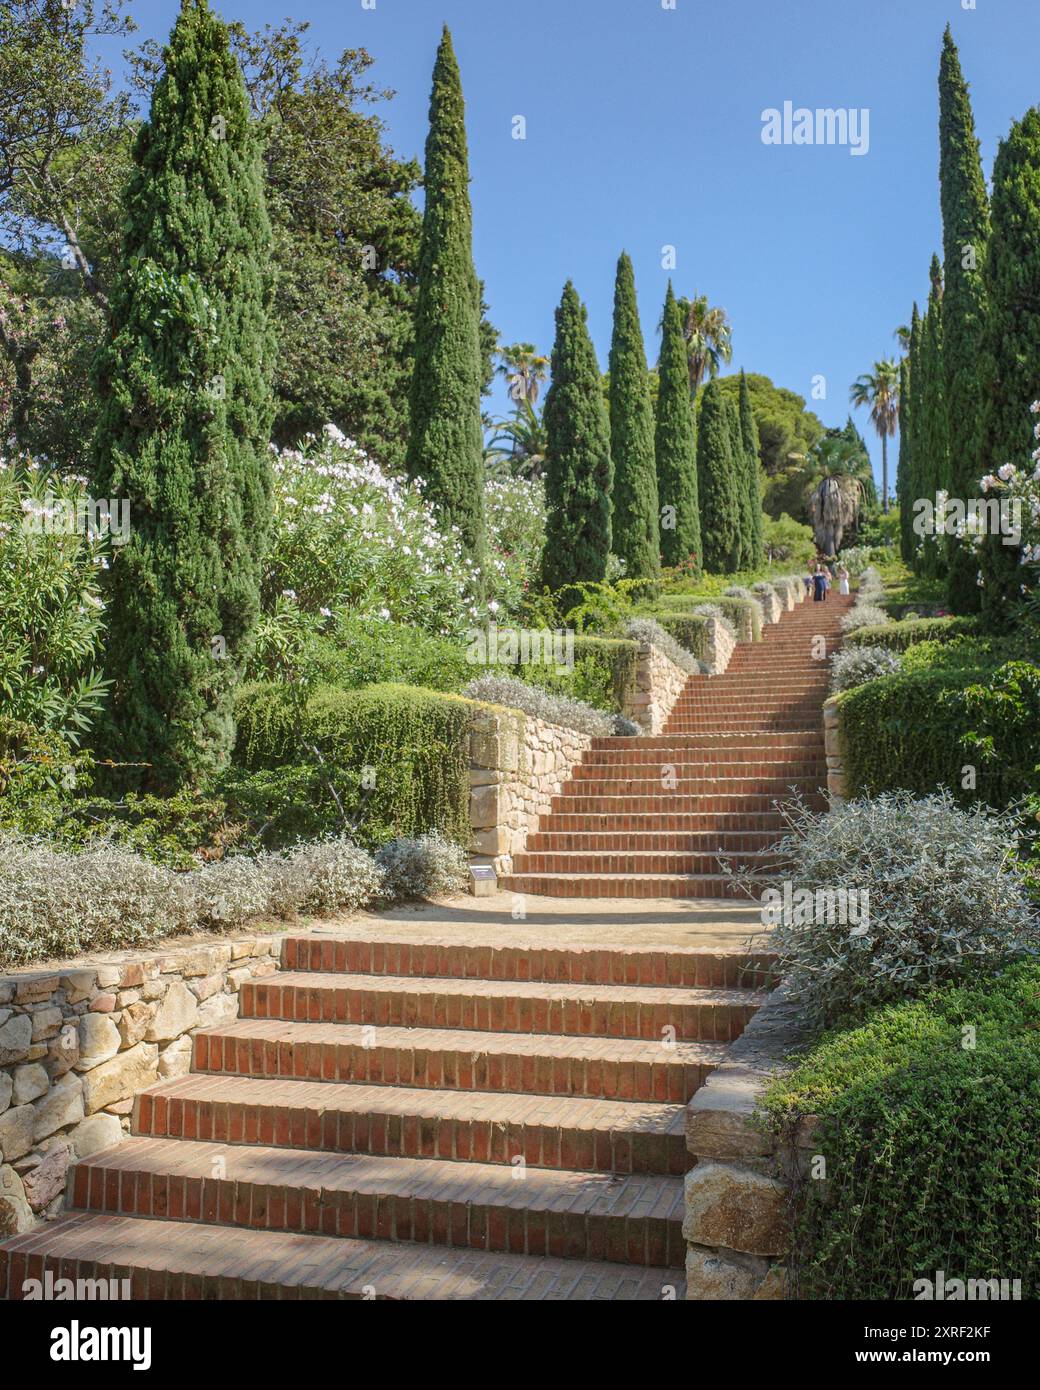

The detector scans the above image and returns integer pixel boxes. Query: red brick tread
[134,1074,690,1174]
[0,1212,683,1300]
[194,1017,727,1101]
[241,971,763,1041]
[72,1137,686,1267]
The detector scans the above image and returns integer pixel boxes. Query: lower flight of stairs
[500,594,854,898]
[0,932,775,1301]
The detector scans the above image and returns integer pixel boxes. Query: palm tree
[677,294,732,395]
[806,434,876,555]
[486,397,547,480]
[894,324,911,355]
[850,360,900,513]
[496,342,549,407]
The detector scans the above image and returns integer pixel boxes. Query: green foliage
[651,613,711,663]
[762,512,816,568]
[405,27,486,568]
[91,0,275,791]
[654,592,761,643]
[497,637,638,714]
[655,283,700,572]
[0,463,110,744]
[233,681,472,849]
[895,349,914,564]
[939,27,989,615]
[902,303,925,571]
[311,620,470,693]
[978,108,1040,626]
[696,379,740,573]
[843,615,981,651]
[738,370,765,569]
[608,253,659,583]
[541,282,612,592]
[917,257,949,580]
[710,374,825,517]
[765,965,1040,1300]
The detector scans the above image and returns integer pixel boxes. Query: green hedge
[505,636,639,714]
[653,593,762,642]
[844,615,980,651]
[312,619,471,693]
[651,613,712,662]
[839,662,1040,813]
[764,964,1040,1300]
[232,682,472,849]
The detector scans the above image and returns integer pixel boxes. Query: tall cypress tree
[904,303,925,571]
[655,283,700,571]
[608,252,660,583]
[918,256,949,579]
[405,26,486,568]
[939,26,990,614]
[896,349,914,564]
[91,0,274,791]
[697,379,741,573]
[738,369,765,570]
[541,282,612,592]
[978,109,1040,627]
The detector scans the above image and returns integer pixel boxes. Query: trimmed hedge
[233,682,472,849]
[844,615,980,651]
[652,613,712,663]
[509,635,639,714]
[653,593,762,642]
[765,965,1040,1300]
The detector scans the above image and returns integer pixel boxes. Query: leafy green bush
[764,964,1040,1300]
[762,791,1037,1027]
[311,619,470,693]
[654,593,761,642]
[492,636,639,714]
[233,682,472,849]
[652,613,712,663]
[763,512,816,567]
[623,619,705,675]
[844,615,981,651]
[461,673,637,737]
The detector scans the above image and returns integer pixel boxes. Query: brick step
[511,851,783,876]
[551,793,826,815]
[661,721,823,733]
[239,972,761,1042]
[71,1138,687,1269]
[282,935,772,988]
[589,732,824,752]
[559,778,822,799]
[571,761,825,781]
[525,829,783,854]
[0,1212,683,1300]
[540,809,793,833]
[498,872,772,900]
[133,1074,691,1174]
[192,1017,731,1100]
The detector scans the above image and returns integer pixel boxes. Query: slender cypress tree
[904,303,925,571]
[728,396,754,569]
[896,349,913,564]
[405,26,486,568]
[738,369,765,570]
[697,380,741,573]
[541,282,613,592]
[978,109,1040,627]
[939,26,990,613]
[608,253,660,582]
[655,283,700,571]
[918,257,949,579]
[91,0,274,791]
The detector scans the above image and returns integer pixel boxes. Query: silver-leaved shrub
[829,645,903,693]
[375,832,468,901]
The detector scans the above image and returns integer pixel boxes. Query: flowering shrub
[829,645,903,693]
[484,476,547,619]
[0,458,110,743]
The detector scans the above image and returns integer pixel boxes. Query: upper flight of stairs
[0,930,774,1301]
[499,594,854,898]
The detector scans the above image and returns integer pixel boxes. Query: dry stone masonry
[0,933,281,1236]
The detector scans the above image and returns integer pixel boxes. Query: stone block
[77,1014,122,1071]
[32,1072,84,1141]
[684,1245,770,1301]
[81,1043,158,1114]
[0,1104,35,1163]
[22,1141,70,1211]
[683,1162,788,1257]
[0,1164,33,1236]
[145,981,198,1042]
[197,993,238,1030]
[157,1036,193,1080]
[0,1014,32,1066]
[11,1063,49,1105]
[67,1112,124,1159]
[0,1071,11,1114]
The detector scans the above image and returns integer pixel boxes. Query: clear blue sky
[114,0,1040,489]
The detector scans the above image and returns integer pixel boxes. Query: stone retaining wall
[0,931,282,1237]
[756,589,784,625]
[823,695,847,804]
[683,988,810,1300]
[469,707,594,875]
[621,641,690,735]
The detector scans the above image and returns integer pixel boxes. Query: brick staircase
[0,928,773,1300]
[500,594,853,898]
[0,594,846,1301]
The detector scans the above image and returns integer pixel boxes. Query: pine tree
[978,108,1040,628]
[738,369,765,570]
[939,26,989,614]
[541,282,613,592]
[91,0,274,791]
[697,379,741,573]
[655,283,700,571]
[896,349,913,564]
[608,252,660,582]
[918,256,949,579]
[405,26,486,568]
